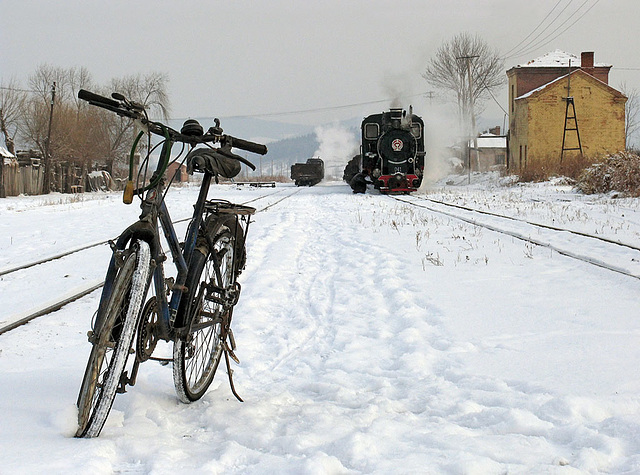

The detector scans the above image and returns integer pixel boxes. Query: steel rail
[0,187,288,278]
[391,195,640,281]
[418,196,640,252]
[0,187,300,335]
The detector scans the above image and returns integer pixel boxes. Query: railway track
[0,186,301,335]
[5,186,636,336]
[390,194,640,281]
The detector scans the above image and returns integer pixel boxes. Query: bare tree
[111,72,170,119]
[422,33,505,136]
[105,72,171,176]
[620,82,639,149]
[8,66,171,194]
[0,78,27,155]
[0,79,28,197]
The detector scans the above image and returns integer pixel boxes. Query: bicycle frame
[95,140,212,342]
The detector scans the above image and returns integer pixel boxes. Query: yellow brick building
[507,51,627,170]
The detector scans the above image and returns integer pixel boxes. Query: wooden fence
[2,162,44,196]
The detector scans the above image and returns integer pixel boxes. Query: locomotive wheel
[343,155,361,184]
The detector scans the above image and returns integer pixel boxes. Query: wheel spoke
[76,240,151,437]
[174,226,237,402]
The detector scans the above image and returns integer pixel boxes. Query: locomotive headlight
[372,168,381,178]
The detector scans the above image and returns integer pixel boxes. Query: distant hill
[243,132,320,178]
[266,133,319,165]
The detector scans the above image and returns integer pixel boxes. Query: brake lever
[216,144,257,171]
[111,92,145,113]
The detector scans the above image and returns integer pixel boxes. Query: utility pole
[457,55,479,184]
[424,91,436,105]
[43,81,56,194]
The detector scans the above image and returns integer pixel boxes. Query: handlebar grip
[78,89,120,108]
[227,136,268,155]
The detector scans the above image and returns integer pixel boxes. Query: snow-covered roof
[517,50,610,68]
[516,69,623,101]
[469,133,506,149]
[0,146,15,158]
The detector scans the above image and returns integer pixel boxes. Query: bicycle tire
[173,225,238,402]
[75,239,151,437]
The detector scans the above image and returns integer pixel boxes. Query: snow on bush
[577,151,640,196]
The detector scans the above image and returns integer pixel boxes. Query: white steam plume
[313,125,359,180]
[418,102,466,192]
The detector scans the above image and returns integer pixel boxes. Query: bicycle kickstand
[223,341,244,402]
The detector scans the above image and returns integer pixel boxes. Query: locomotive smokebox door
[377,129,417,176]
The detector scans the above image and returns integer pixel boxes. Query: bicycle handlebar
[223,135,268,156]
[78,89,121,109]
[77,89,268,156]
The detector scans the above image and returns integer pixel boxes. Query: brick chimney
[581,51,594,76]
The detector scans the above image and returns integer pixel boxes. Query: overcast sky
[1,0,639,128]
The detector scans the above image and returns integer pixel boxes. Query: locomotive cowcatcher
[346,107,425,194]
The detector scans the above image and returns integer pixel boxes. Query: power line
[217,93,430,120]
[164,93,433,122]
[514,0,601,59]
[505,0,578,59]
[502,0,565,58]
[0,86,36,93]
[504,0,601,61]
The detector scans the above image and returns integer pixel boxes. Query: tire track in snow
[226,189,465,471]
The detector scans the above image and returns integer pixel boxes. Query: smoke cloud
[418,102,466,191]
[378,72,466,189]
[313,125,359,180]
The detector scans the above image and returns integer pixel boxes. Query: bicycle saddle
[185,146,241,178]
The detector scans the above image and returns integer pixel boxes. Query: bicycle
[74,89,267,438]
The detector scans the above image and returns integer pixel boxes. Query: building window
[519,145,523,169]
[511,85,515,113]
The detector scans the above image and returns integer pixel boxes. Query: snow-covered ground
[1,175,640,474]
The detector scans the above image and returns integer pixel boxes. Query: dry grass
[517,154,592,183]
[576,151,640,196]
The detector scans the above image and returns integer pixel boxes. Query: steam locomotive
[291,157,324,186]
[345,108,425,194]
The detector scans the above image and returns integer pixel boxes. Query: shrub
[576,151,640,196]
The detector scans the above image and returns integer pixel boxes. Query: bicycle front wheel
[173,226,238,402]
[75,240,151,438]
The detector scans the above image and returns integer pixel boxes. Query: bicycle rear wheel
[173,225,238,402]
[75,240,151,438]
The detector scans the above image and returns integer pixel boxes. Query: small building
[166,162,189,183]
[507,51,626,170]
[468,128,507,171]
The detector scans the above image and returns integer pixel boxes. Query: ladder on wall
[561,65,583,162]
[561,97,583,162]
